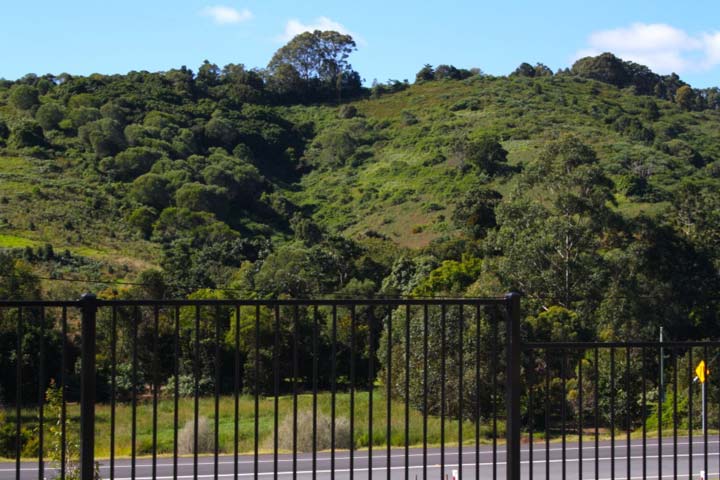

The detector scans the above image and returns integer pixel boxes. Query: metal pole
[505,292,522,480]
[702,381,706,432]
[79,293,97,480]
[659,326,664,403]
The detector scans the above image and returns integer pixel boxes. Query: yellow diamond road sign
[696,360,708,383]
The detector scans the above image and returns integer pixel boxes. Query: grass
[4,391,501,461]
[0,233,41,248]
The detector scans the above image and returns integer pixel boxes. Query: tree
[267,30,358,101]
[571,52,630,88]
[78,118,126,158]
[130,173,172,209]
[452,185,502,239]
[511,62,536,77]
[127,206,158,239]
[9,85,39,111]
[455,135,508,174]
[204,116,238,150]
[175,182,227,214]
[675,85,696,111]
[493,136,615,310]
[100,146,162,181]
[415,64,435,83]
[35,103,64,131]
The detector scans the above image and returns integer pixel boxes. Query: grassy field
[5,391,502,460]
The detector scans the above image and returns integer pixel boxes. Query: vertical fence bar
[368,308,374,480]
[578,351,583,480]
[505,292,521,480]
[313,305,319,480]
[626,347,631,480]
[79,294,97,480]
[545,349,550,480]
[561,352,566,480]
[703,344,708,480]
[61,307,68,480]
[38,307,45,480]
[234,305,240,480]
[458,304,464,480]
[273,305,280,480]
[16,306,21,480]
[689,348,693,480]
[292,305,299,480]
[110,307,117,480]
[528,358,533,480]
[594,347,599,480]
[492,308,498,480]
[642,347,647,480]
[174,307,180,480]
[194,305,200,480]
[673,351,678,480]
[350,305,356,480]
[387,306,393,480]
[131,306,139,480]
[152,306,160,480]
[423,304,428,480]
[331,305,337,480]
[475,304,481,480]
[441,304,446,480]
[610,347,615,480]
[658,344,663,480]
[405,304,411,480]
[254,305,260,480]
[214,306,221,480]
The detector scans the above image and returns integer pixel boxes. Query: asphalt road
[2,437,718,480]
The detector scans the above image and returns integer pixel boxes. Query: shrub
[9,120,45,148]
[178,416,215,454]
[338,105,358,119]
[277,411,351,452]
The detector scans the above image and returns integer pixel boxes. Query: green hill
[0,43,718,340]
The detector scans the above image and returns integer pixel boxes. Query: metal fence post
[505,292,522,480]
[79,293,98,480]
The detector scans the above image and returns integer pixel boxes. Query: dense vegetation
[1,30,720,458]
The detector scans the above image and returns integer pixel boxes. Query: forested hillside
[1,32,719,341]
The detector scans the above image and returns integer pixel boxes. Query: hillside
[0,48,719,341]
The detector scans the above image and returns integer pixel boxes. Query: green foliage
[79,118,126,158]
[128,206,158,239]
[451,185,502,239]
[130,174,172,209]
[35,103,64,131]
[9,119,45,148]
[175,182,226,214]
[267,30,360,102]
[101,147,162,181]
[9,84,39,111]
[413,256,483,296]
[454,135,508,174]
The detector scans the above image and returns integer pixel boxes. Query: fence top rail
[524,340,720,349]
[0,296,508,308]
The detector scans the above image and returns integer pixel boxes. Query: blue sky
[2,0,719,87]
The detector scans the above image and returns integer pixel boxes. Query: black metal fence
[0,294,718,480]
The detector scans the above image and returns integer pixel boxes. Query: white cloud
[279,17,365,45]
[201,6,253,25]
[575,23,720,74]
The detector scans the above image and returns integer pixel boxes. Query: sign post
[695,360,708,432]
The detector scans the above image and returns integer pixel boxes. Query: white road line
[3,451,716,476]
[2,440,717,473]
